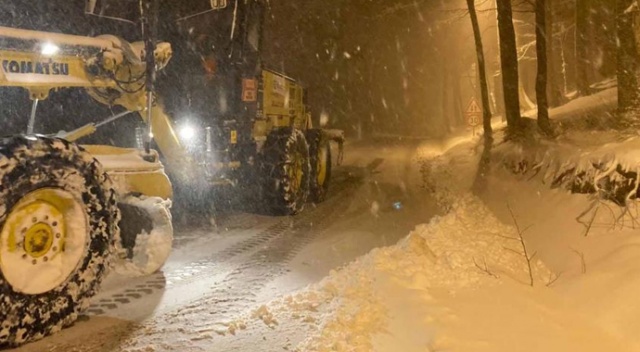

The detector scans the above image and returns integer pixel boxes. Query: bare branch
[571,248,587,274]
[473,257,500,278]
[507,203,535,287]
[504,246,523,256]
[546,272,562,287]
[495,234,520,241]
[577,198,640,234]
[582,202,599,237]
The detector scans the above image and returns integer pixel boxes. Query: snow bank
[493,129,640,205]
[520,87,616,130]
[261,195,550,351]
[550,87,616,122]
[252,128,640,351]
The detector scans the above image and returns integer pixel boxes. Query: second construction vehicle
[0,0,343,347]
[159,0,344,215]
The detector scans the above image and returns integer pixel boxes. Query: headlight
[179,125,197,141]
[41,43,60,56]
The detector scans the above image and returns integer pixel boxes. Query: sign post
[465,97,482,136]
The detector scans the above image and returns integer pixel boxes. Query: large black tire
[0,136,119,347]
[306,129,332,203]
[259,128,311,215]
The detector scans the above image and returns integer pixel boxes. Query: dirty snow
[114,196,173,277]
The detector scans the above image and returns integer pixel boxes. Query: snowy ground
[224,131,640,352]
[10,140,440,352]
[12,87,640,351]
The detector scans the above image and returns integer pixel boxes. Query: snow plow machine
[0,0,343,347]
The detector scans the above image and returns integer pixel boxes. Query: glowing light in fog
[179,125,196,140]
[41,43,59,56]
[320,111,329,126]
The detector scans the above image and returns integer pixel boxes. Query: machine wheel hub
[0,188,87,294]
[24,222,56,258]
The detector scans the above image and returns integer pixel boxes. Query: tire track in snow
[86,159,381,318]
[159,158,387,328]
[138,172,366,347]
[86,218,293,316]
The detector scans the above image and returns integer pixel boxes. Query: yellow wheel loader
[0,23,184,346]
[0,0,344,346]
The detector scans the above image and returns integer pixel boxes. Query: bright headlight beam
[41,43,60,56]
[179,125,196,140]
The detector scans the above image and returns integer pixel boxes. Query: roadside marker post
[465,97,482,136]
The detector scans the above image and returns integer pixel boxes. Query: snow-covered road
[11,140,440,352]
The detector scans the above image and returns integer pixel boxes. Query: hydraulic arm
[0,25,193,188]
[0,25,199,279]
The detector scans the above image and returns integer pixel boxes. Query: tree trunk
[593,0,617,79]
[617,0,639,115]
[496,0,522,136]
[560,34,569,93]
[453,73,464,128]
[536,0,552,135]
[466,0,493,140]
[546,0,565,107]
[442,64,451,131]
[576,0,590,96]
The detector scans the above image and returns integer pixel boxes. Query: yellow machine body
[252,70,309,140]
[0,26,191,201]
[82,145,173,200]
[0,49,114,99]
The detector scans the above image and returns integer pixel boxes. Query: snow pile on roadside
[491,129,640,206]
[375,195,549,290]
[547,87,616,123]
[496,131,640,172]
[114,196,174,277]
[264,195,550,351]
